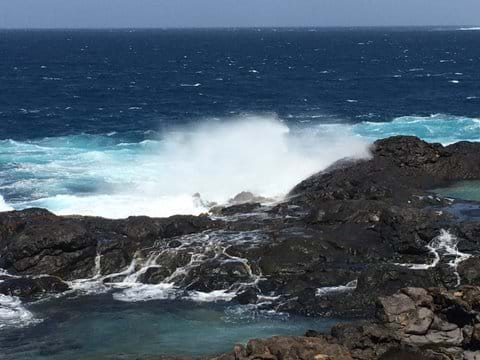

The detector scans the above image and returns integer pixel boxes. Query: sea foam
[3,114,478,219]
[0,196,13,212]
[5,115,370,219]
[0,294,39,329]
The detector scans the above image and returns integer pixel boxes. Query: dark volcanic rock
[210,202,262,216]
[1,136,480,323]
[0,276,70,297]
[0,209,219,280]
[290,136,480,204]
[182,257,253,292]
[234,287,259,305]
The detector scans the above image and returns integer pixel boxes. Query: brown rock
[244,336,352,360]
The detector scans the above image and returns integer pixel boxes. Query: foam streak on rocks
[1,135,480,335]
[396,229,472,286]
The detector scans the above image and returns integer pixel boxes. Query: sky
[0,0,479,29]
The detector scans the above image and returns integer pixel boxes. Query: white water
[0,196,13,212]
[0,294,39,329]
[316,280,358,297]
[2,113,480,219]
[66,230,267,304]
[2,116,370,219]
[396,229,471,286]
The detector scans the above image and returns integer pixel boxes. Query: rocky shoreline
[1,135,480,359]
[173,286,480,360]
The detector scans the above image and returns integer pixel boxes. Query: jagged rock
[404,307,434,335]
[210,202,262,216]
[229,191,269,205]
[182,258,253,292]
[290,136,480,204]
[0,210,218,280]
[1,135,480,360]
[234,287,258,305]
[458,257,480,286]
[0,276,70,297]
[243,336,353,360]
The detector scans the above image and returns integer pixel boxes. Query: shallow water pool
[0,294,338,360]
[434,181,480,202]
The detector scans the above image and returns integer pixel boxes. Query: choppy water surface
[1,27,480,358]
[0,28,480,218]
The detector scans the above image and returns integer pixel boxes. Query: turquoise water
[434,181,480,201]
[0,295,337,360]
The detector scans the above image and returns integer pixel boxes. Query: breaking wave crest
[0,113,479,218]
[353,114,480,144]
[0,115,370,218]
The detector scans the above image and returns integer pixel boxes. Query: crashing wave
[1,115,370,218]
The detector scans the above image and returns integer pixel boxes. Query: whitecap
[0,294,39,329]
[353,114,480,145]
[180,83,201,87]
[42,77,62,81]
[458,27,480,31]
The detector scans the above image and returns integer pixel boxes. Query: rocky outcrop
[1,136,480,358]
[207,287,480,360]
[290,136,480,204]
[215,336,353,360]
[0,136,480,316]
[0,276,69,297]
[0,208,219,281]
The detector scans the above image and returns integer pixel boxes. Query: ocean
[1,27,479,218]
[0,27,480,359]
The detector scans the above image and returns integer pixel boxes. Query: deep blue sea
[0,27,479,218]
[0,28,479,359]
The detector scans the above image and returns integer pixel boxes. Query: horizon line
[0,24,477,31]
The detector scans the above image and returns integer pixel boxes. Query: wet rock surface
[1,136,480,358]
[0,276,69,297]
[1,137,480,306]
